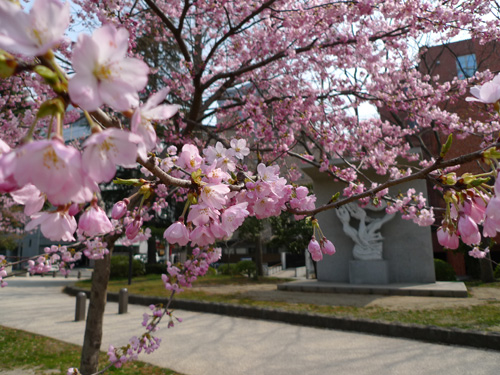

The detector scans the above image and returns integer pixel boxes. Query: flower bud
[68,203,81,216]
[307,237,322,261]
[112,200,129,220]
[0,50,17,79]
[126,217,142,240]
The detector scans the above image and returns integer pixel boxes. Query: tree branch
[290,143,499,216]
[143,0,192,63]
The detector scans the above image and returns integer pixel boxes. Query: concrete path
[1,278,499,375]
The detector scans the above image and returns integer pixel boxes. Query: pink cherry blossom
[25,210,77,242]
[463,199,485,224]
[177,144,203,172]
[0,0,70,56]
[187,204,220,226]
[9,184,45,216]
[68,203,81,216]
[436,227,459,250]
[13,139,85,205]
[190,225,214,247]
[125,217,143,240]
[482,216,498,238]
[221,203,249,234]
[131,88,179,151]
[111,200,129,220]
[468,247,490,259]
[321,239,336,255]
[307,237,323,262]
[465,74,500,104]
[0,139,18,193]
[457,215,481,246]
[82,128,146,183]
[78,205,113,237]
[199,183,230,210]
[164,221,190,246]
[230,139,250,160]
[257,163,280,183]
[203,142,226,165]
[68,24,149,111]
[209,221,228,239]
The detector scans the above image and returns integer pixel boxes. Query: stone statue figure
[336,202,395,261]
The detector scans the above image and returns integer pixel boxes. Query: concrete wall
[304,166,435,284]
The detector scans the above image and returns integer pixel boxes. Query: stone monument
[302,161,436,285]
[336,202,394,284]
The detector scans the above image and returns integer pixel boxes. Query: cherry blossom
[307,237,323,262]
[131,88,179,151]
[68,25,149,111]
[4,1,500,373]
[465,74,500,104]
[78,204,113,237]
[25,209,77,242]
[9,184,45,216]
[0,0,70,56]
[111,199,129,220]
[13,139,85,206]
[82,128,146,183]
[230,139,250,160]
[163,221,190,246]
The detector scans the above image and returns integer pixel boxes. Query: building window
[456,54,477,80]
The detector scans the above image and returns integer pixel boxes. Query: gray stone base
[349,260,389,284]
[277,280,467,298]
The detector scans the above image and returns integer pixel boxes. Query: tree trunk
[79,234,120,375]
[479,253,495,283]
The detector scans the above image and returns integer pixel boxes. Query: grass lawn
[0,325,181,375]
[75,274,500,332]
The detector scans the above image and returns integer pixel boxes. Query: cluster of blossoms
[3,1,500,375]
[469,247,490,259]
[307,219,336,262]
[161,246,221,293]
[0,0,178,245]
[107,334,162,368]
[106,303,182,370]
[27,245,81,276]
[385,188,435,227]
[435,73,500,252]
[437,175,497,250]
[162,139,319,249]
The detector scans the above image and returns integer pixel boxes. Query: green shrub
[434,259,456,281]
[494,263,500,279]
[145,263,167,275]
[110,255,145,279]
[205,266,217,276]
[218,263,238,275]
[236,260,257,279]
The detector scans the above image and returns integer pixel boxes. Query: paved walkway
[1,277,499,375]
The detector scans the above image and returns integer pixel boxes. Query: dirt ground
[189,283,500,311]
[0,369,58,375]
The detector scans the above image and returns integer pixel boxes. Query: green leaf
[34,65,59,85]
[37,98,65,119]
[113,178,141,186]
[440,134,453,158]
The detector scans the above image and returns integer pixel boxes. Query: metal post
[119,288,128,314]
[128,248,133,285]
[75,292,87,321]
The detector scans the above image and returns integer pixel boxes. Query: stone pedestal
[349,260,389,284]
